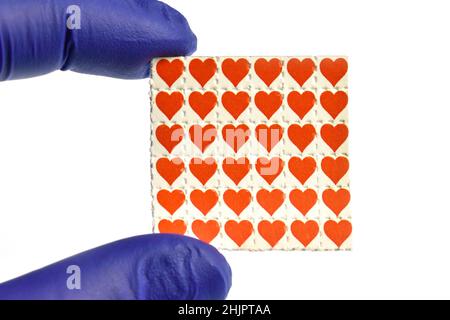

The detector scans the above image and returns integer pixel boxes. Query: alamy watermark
[66,265,81,290]
[165,126,285,175]
[66,5,81,30]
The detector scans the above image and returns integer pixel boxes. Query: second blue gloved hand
[0,0,197,80]
[0,234,231,300]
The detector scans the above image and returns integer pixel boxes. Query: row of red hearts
[155,123,349,154]
[157,188,350,217]
[157,219,352,248]
[155,58,348,88]
[155,156,349,186]
[155,90,348,121]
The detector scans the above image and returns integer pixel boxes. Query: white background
[1,0,449,299]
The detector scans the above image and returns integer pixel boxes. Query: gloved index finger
[0,0,197,81]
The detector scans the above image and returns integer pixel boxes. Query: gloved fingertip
[137,235,231,300]
[154,0,198,56]
[190,237,232,299]
[119,0,198,79]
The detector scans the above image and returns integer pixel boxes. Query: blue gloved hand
[0,234,231,300]
[0,0,197,80]
[0,0,232,300]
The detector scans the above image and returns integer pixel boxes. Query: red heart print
[158,219,187,235]
[255,157,284,185]
[156,59,184,87]
[155,91,184,120]
[287,91,316,119]
[189,58,217,87]
[320,91,348,119]
[189,91,217,120]
[225,220,253,247]
[223,189,252,216]
[156,158,184,185]
[288,124,316,152]
[255,124,284,152]
[222,124,250,152]
[255,58,282,87]
[189,157,217,185]
[290,220,319,247]
[189,125,217,152]
[255,91,283,120]
[222,58,250,87]
[155,124,184,153]
[321,124,348,152]
[324,220,352,248]
[221,91,250,120]
[321,156,349,185]
[289,189,317,216]
[192,220,220,243]
[222,157,251,185]
[320,58,348,86]
[287,58,315,86]
[258,220,287,247]
[288,157,316,185]
[256,189,285,215]
[190,189,219,215]
[322,189,350,216]
[157,189,185,215]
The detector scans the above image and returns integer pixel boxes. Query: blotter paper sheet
[150,56,351,250]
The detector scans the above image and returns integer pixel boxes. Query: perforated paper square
[150,56,351,250]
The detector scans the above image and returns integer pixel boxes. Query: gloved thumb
[0,234,232,300]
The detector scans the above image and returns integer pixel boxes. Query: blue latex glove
[0,235,231,300]
[0,0,232,300]
[0,0,197,80]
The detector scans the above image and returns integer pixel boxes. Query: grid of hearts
[150,56,351,250]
